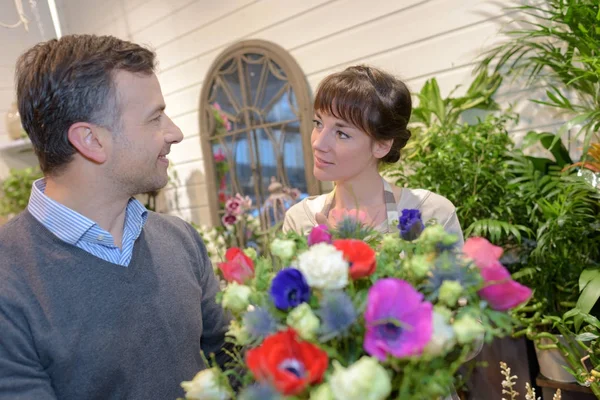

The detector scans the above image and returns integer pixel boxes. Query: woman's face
[311,111,388,183]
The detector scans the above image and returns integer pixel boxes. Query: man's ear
[373,139,393,159]
[67,123,108,164]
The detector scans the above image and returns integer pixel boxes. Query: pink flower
[464,237,532,311]
[218,248,255,283]
[225,198,243,216]
[478,262,533,310]
[329,208,370,227]
[234,193,252,210]
[364,278,433,360]
[307,224,332,246]
[214,149,226,163]
[212,102,232,131]
[222,213,238,226]
[463,237,504,269]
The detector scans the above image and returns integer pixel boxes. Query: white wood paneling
[171,111,199,139]
[162,182,208,211]
[170,160,206,187]
[132,0,255,48]
[164,83,201,118]
[127,0,194,34]
[167,205,211,226]
[154,0,330,72]
[169,135,202,165]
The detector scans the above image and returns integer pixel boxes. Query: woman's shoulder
[394,187,457,226]
[397,187,456,213]
[283,194,328,234]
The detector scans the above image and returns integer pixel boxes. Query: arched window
[199,40,317,227]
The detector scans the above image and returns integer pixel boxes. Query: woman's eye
[337,130,350,139]
[312,119,323,128]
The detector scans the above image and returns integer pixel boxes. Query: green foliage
[385,67,599,336]
[520,172,600,316]
[401,69,502,160]
[478,0,600,152]
[388,113,528,244]
[0,167,43,217]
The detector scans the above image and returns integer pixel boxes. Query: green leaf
[576,274,600,314]
[556,112,595,147]
[579,268,600,292]
[575,332,599,341]
[563,308,582,320]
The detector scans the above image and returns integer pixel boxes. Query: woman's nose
[311,128,330,152]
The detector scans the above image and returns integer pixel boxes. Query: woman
[283,65,463,246]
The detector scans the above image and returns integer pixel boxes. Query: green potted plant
[476,0,600,384]
[0,167,43,220]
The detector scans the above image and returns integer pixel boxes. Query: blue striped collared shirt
[27,178,148,267]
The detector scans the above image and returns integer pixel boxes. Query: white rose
[297,243,349,290]
[270,238,297,261]
[423,311,456,356]
[329,357,391,400]
[181,368,229,400]
[221,282,252,313]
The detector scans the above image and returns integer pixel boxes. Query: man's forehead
[113,70,163,109]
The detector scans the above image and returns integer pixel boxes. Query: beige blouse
[283,185,464,247]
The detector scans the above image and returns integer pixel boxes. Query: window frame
[199,39,318,226]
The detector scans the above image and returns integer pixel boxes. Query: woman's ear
[67,123,108,164]
[373,139,393,159]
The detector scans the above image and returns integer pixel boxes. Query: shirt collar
[28,178,148,245]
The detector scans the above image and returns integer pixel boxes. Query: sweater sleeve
[0,287,57,399]
[185,223,233,369]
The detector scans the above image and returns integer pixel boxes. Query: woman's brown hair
[313,65,412,163]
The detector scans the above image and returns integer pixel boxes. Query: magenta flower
[364,278,433,361]
[463,237,532,311]
[214,149,226,163]
[307,224,332,246]
[478,263,533,310]
[222,213,238,226]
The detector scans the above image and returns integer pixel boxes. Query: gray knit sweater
[0,211,230,400]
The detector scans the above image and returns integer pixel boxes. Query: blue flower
[398,209,425,241]
[243,307,277,343]
[318,291,357,341]
[269,268,311,310]
[239,383,282,400]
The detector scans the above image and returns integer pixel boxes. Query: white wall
[0,0,56,177]
[54,0,560,226]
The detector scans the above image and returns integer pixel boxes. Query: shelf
[536,374,594,394]
[0,138,33,154]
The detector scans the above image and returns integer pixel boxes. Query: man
[0,35,230,400]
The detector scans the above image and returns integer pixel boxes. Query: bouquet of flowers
[182,210,532,400]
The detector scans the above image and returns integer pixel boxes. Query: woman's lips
[314,155,333,168]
